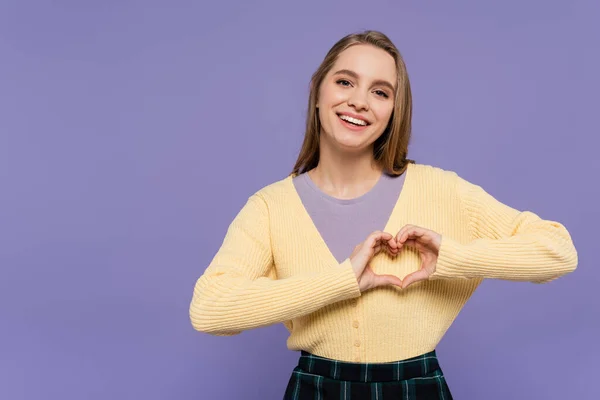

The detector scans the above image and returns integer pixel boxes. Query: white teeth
[339,114,367,126]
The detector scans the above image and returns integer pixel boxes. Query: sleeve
[432,175,578,283]
[189,193,361,336]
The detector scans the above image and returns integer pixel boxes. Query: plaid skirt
[283,349,453,399]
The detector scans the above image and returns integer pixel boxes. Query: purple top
[292,171,406,263]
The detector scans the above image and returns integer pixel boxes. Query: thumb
[401,268,430,289]
[371,272,403,288]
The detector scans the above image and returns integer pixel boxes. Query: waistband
[297,350,441,383]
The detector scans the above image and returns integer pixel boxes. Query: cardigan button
[352,321,359,328]
[354,340,361,347]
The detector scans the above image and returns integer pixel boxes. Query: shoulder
[248,174,296,207]
[411,163,502,206]
[227,176,294,224]
[408,162,461,190]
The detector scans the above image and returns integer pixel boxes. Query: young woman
[189,30,578,399]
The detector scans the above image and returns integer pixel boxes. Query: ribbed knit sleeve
[189,194,361,336]
[433,175,578,283]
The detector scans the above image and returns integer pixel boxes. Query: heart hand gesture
[349,231,403,292]
[395,224,442,289]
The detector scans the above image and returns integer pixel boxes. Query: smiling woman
[189,30,578,400]
[293,32,413,182]
[318,50,395,150]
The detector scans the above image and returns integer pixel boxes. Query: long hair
[291,30,415,177]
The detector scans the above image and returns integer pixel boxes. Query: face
[316,44,397,154]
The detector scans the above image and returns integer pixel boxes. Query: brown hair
[291,30,415,177]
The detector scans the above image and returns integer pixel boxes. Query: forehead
[331,44,397,83]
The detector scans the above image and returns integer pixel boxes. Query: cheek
[319,86,346,107]
[373,103,394,124]
[330,90,347,103]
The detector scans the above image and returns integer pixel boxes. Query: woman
[189,30,577,399]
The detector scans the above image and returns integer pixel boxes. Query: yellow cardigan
[189,163,577,363]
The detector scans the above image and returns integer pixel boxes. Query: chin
[335,130,379,147]
[333,136,371,152]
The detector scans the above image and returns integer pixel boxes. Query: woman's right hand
[350,231,403,292]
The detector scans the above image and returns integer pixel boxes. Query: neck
[308,138,383,200]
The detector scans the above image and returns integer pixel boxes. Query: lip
[336,111,371,125]
[336,113,370,132]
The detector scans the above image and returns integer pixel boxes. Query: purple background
[1,1,598,399]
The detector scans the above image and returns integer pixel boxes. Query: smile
[337,114,370,127]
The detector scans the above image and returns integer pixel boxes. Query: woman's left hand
[395,225,442,289]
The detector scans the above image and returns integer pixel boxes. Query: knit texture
[189,163,577,362]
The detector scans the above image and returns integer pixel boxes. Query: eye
[336,79,352,87]
[374,90,389,98]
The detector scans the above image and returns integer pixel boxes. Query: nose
[348,89,369,111]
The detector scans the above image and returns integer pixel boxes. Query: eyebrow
[332,69,396,93]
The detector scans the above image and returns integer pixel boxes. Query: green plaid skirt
[283,349,453,399]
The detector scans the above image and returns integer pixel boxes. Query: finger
[398,226,427,246]
[402,239,420,249]
[383,246,397,258]
[373,232,397,254]
[382,236,398,251]
[402,228,424,243]
[395,225,414,248]
[386,245,398,257]
[395,225,412,241]
[379,239,396,256]
[386,236,398,250]
[401,268,430,289]
[375,230,393,241]
[366,231,390,248]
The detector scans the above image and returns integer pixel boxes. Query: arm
[189,193,361,336]
[432,175,578,283]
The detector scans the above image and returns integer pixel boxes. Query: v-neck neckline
[286,162,415,267]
